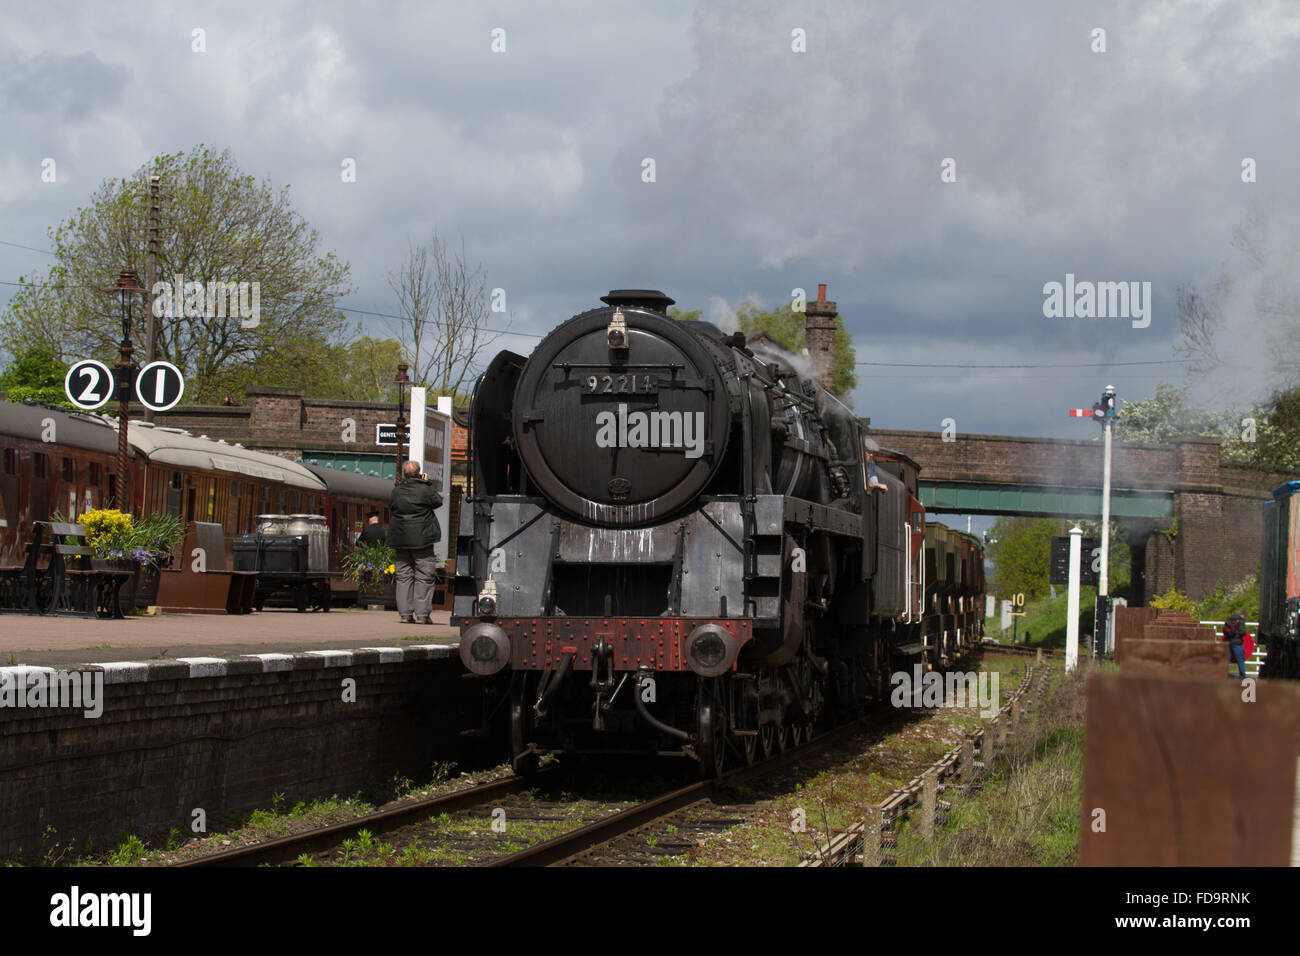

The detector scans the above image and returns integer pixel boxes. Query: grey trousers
[395,546,437,619]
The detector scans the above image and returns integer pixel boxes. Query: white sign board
[408,387,453,563]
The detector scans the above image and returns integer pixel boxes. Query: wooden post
[985,719,997,765]
[860,806,882,866]
[960,737,974,785]
[920,768,937,840]
[1011,697,1021,734]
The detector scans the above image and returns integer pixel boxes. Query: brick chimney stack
[804,282,837,392]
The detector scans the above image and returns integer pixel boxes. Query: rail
[800,653,1052,866]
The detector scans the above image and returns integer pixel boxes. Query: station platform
[0,607,459,668]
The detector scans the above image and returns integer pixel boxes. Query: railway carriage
[0,401,391,593]
[454,290,984,775]
[1260,480,1300,678]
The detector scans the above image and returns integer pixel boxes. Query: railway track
[486,717,876,866]
[178,646,1009,868]
[176,714,871,868]
[174,770,552,868]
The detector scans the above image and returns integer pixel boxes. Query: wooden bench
[0,523,47,614]
[18,522,132,619]
[155,522,257,615]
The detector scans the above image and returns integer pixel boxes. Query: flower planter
[358,579,397,610]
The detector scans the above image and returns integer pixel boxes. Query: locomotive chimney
[805,282,837,392]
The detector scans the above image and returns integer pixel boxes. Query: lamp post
[107,269,146,510]
[394,363,412,480]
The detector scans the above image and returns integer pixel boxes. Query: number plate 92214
[583,374,658,394]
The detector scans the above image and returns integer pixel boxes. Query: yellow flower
[385,564,395,575]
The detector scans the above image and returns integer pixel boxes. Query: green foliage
[336,336,406,403]
[1193,572,1259,621]
[986,517,1064,601]
[106,833,147,866]
[1114,381,1300,472]
[1150,586,1197,615]
[0,346,71,407]
[669,300,858,398]
[342,542,396,588]
[1113,383,1229,444]
[987,517,1129,607]
[0,145,353,404]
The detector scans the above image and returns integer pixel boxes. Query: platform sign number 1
[135,361,185,412]
[64,360,115,410]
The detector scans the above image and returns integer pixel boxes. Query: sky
[3,0,1298,460]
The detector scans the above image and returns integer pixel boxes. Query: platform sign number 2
[64,360,115,410]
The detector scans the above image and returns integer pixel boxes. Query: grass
[892,658,1094,866]
[685,655,1030,867]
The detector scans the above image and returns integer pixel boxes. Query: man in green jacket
[389,460,443,624]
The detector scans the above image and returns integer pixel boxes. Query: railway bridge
[868,428,1289,604]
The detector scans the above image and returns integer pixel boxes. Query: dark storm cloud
[0,0,1296,439]
[0,51,130,120]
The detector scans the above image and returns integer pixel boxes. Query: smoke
[705,296,739,334]
[1181,211,1300,417]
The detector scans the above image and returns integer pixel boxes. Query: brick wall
[0,647,485,862]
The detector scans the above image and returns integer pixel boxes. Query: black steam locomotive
[455,290,984,774]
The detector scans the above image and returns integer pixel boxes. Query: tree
[986,516,1130,603]
[1112,383,1231,445]
[668,301,859,398]
[337,336,406,404]
[1112,381,1300,471]
[385,233,504,400]
[0,345,71,407]
[985,517,1063,601]
[0,145,353,403]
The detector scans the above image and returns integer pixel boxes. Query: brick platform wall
[0,647,485,863]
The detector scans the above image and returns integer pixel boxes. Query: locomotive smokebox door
[512,295,731,526]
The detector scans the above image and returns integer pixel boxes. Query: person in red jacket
[1223,612,1252,679]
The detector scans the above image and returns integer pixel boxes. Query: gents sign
[1050,536,1099,586]
[376,423,411,446]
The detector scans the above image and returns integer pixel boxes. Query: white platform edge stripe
[176,657,229,678]
[358,647,405,663]
[243,653,295,672]
[305,650,354,666]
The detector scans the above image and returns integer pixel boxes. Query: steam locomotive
[454,290,984,774]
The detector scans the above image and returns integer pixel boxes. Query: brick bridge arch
[868,428,1290,604]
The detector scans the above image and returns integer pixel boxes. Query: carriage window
[62,458,74,482]
[171,471,183,490]
[2,449,15,475]
[230,481,241,498]
[34,454,48,478]
[89,462,102,485]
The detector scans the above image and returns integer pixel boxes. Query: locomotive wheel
[696,679,726,778]
[758,723,776,759]
[774,721,789,753]
[739,732,757,765]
